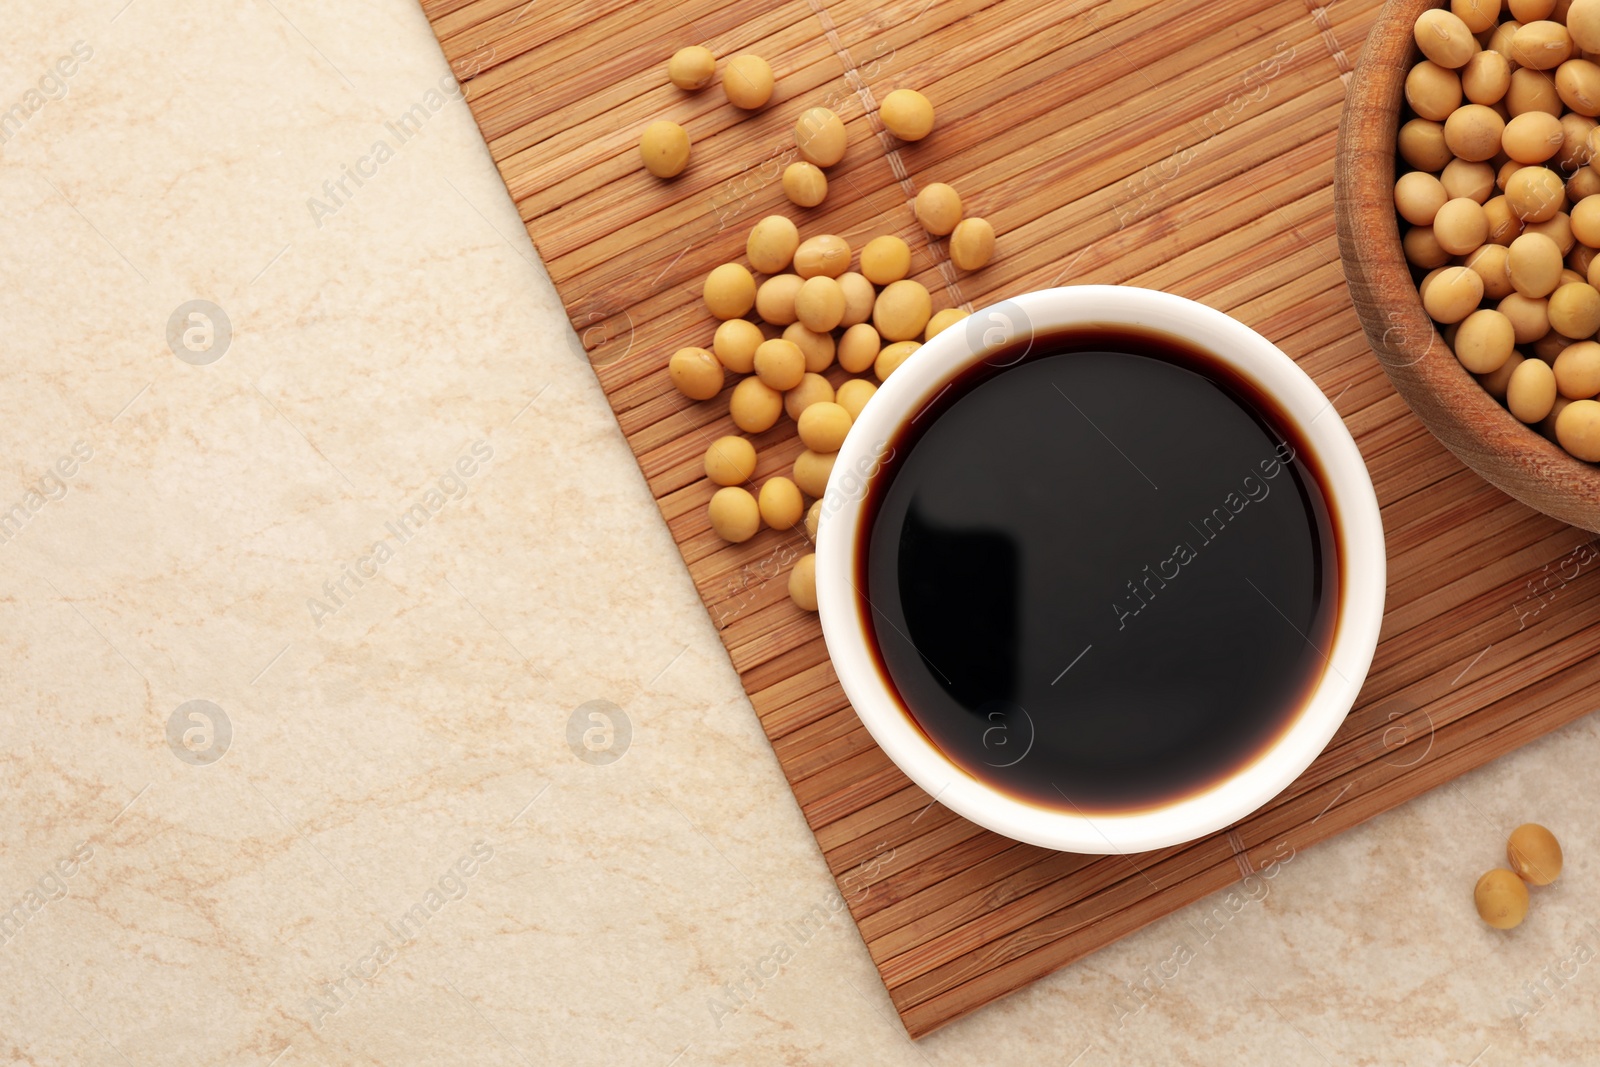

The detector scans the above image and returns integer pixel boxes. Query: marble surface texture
[2,1,1599,1064]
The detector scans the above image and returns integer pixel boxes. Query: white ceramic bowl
[815,285,1386,854]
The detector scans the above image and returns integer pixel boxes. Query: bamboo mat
[419,0,1600,1038]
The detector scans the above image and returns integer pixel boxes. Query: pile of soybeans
[1397,0,1600,461]
[645,48,996,612]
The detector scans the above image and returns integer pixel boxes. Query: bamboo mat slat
[418,0,1600,1037]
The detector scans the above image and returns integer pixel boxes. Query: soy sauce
[857,325,1340,815]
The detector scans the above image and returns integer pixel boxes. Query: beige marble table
[2,2,1598,1064]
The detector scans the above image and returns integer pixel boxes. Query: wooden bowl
[1335,0,1600,533]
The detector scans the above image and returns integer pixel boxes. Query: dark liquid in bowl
[857,325,1341,815]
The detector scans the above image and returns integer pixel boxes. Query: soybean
[709,486,761,543]
[730,376,783,433]
[795,107,847,167]
[1507,823,1564,885]
[1406,61,1463,120]
[1500,292,1553,342]
[1453,0,1502,35]
[797,401,852,453]
[880,89,935,140]
[1554,339,1600,395]
[1466,243,1516,299]
[914,183,963,235]
[704,262,756,319]
[753,338,805,391]
[950,217,996,270]
[783,322,836,372]
[1509,356,1560,421]
[1556,57,1600,114]
[669,347,722,400]
[925,308,968,340]
[1486,19,1521,62]
[874,279,933,341]
[704,435,756,486]
[1474,869,1530,929]
[837,272,876,328]
[1499,158,1527,192]
[789,553,819,612]
[793,449,836,497]
[1509,231,1565,296]
[837,322,881,373]
[1440,158,1495,203]
[747,215,800,273]
[713,318,764,374]
[1570,161,1600,200]
[1506,67,1563,116]
[640,121,691,178]
[861,235,912,285]
[1558,112,1596,168]
[756,274,804,325]
[668,46,716,90]
[1399,118,1454,169]
[794,234,851,278]
[1548,280,1600,335]
[1572,242,1599,276]
[1416,8,1480,66]
[1572,0,1600,50]
[1421,265,1485,322]
[1404,225,1453,268]
[723,54,774,109]
[1454,309,1517,372]
[1433,197,1490,254]
[1462,48,1513,102]
[1503,109,1566,161]
[795,275,846,332]
[876,340,921,381]
[1570,192,1600,244]
[1556,396,1600,456]
[1485,195,1520,244]
[758,476,805,529]
[790,454,832,499]
[1444,103,1507,159]
[1511,19,1574,68]
[1401,118,1452,170]
[783,162,828,207]
[835,378,878,420]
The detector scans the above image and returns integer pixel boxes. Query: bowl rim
[814,284,1387,854]
[1333,0,1600,532]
